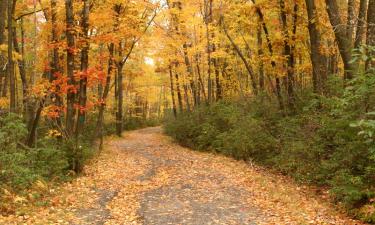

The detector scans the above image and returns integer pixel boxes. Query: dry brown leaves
[0,128,368,225]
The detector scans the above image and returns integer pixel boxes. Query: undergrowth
[164,71,375,223]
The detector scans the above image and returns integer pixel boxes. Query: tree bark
[354,0,368,49]
[116,64,124,136]
[12,23,29,119]
[366,0,375,69]
[325,0,356,79]
[0,0,6,96]
[279,0,296,112]
[76,0,90,136]
[175,69,183,113]
[305,0,328,93]
[346,0,355,48]
[257,24,265,90]
[169,65,177,118]
[8,0,15,112]
[65,0,76,136]
[96,43,114,150]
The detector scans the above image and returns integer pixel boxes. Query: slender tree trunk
[195,54,207,103]
[65,0,76,136]
[305,0,328,93]
[12,23,29,119]
[116,64,124,137]
[0,0,6,45]
[26,99,44,147]
[96,43,114,150]
[168,65,177,118]
[325,0,356,79]
[174,68,183,112]
[346,0,355,48]
[205,0,213,104]
[183,84,191,112]
[76,0,90,136]
[183,44,198,107]
[50,0,62,129]
[0,0,6,97]
[366,0,375,69]
[354,0,368,49]
[8,0,15,112]
[257,24,265,90]
[213,59,222,100]
[279,0,296,112]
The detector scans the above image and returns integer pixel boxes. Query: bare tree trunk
[213,59,222,100]
[169,65,177,118]
[65,0,76,136]
[257,24,265,90]
[325,0,356,79]
[366,0,375,69]
[174,68,183,112]
[8,0,15,112]
[96,43,114,150]
[26,99,44,147]
[195,54,207,103]
[50,0,62,129]
[116,64,124,137]
[12,22,29,118]
[0,0,6,97]
[183,84,191,112]
[205,0,213,104]
[354,0,368,49]
[279,0,296,112]
[183,44,198,106]
[76,0,90,136]
[305,0,328,93]
[346,0,355,48]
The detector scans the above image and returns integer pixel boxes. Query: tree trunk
[76,0,90,136]
[279,0,296,112]
[26,99,44,147]
[65,0,76,136]
[116,65,124,137]
[354,0,368,49]
[325,0,356,79]
[366,0,375,69]
[0,0,6,96]
[174,68,183,112]
[169,65,177,117]
[12,22,29,119]
[50,0,63,129]
[96,43,114,150]
[257,24,265,90]
[305,0,328,93]
[346,0,355,48]
[8,0,15,112]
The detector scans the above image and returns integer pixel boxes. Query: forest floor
[0,127,367,225]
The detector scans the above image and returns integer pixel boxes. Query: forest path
[3,127,364,225]
[71,127,362,225]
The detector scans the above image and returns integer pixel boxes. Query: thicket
[165,68,375,222]
[0,113,159,214]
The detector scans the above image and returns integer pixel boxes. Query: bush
[164,72,375,222]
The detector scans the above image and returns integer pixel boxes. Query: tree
[325,0,356,79]
[305,0,328,93]
[65,0,76,136]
